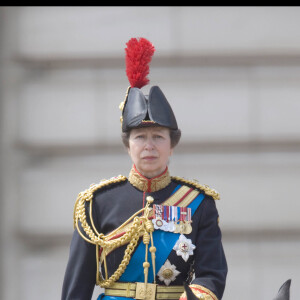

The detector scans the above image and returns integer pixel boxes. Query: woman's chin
[139,167,166,178]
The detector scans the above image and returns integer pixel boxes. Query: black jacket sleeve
[61,229,97,300]
[191,198,228,299]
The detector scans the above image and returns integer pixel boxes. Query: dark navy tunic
[61,171,227,300]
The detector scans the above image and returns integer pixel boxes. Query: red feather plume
[125,37,155,89]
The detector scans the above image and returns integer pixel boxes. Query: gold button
[146,196,154,203]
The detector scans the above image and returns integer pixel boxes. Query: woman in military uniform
[62,38,227,300]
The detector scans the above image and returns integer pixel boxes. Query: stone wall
[1,7,299,299]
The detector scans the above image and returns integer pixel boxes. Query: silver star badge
[173,234,196,262]
[157,259,180,286]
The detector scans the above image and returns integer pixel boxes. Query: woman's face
[128,127,173,178]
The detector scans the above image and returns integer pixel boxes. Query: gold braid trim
[73,175,127,233]
[128,166,171,192]
[96,219,142,288]
[171,176,220,200]
[189,284,218,300]
[180,285,218,300]
[73,175,157,288]
[119,86,130,126]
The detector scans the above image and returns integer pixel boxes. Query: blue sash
[97,294,127,300]
[119,187,205,283]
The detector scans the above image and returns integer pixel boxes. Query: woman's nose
[144,138,155,150]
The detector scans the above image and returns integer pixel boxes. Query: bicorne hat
[119,38,178,132]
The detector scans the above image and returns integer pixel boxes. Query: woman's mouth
[142,156,157,161]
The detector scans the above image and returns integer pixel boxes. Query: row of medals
[151,204,193,235]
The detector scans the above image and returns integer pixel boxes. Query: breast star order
[173,234,196,262]
[157,259,180,286]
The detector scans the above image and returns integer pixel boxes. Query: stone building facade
[1,7,300,300]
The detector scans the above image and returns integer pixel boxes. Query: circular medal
[155,219,163,227]
[184,222,193,234]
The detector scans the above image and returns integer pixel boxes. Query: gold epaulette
[73,175,127,236]
[171,176,220,200]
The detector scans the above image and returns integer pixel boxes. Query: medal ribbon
[153,205,191,224]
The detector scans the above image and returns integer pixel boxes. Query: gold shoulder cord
[73,175,157,288]
[171,176,220,200]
